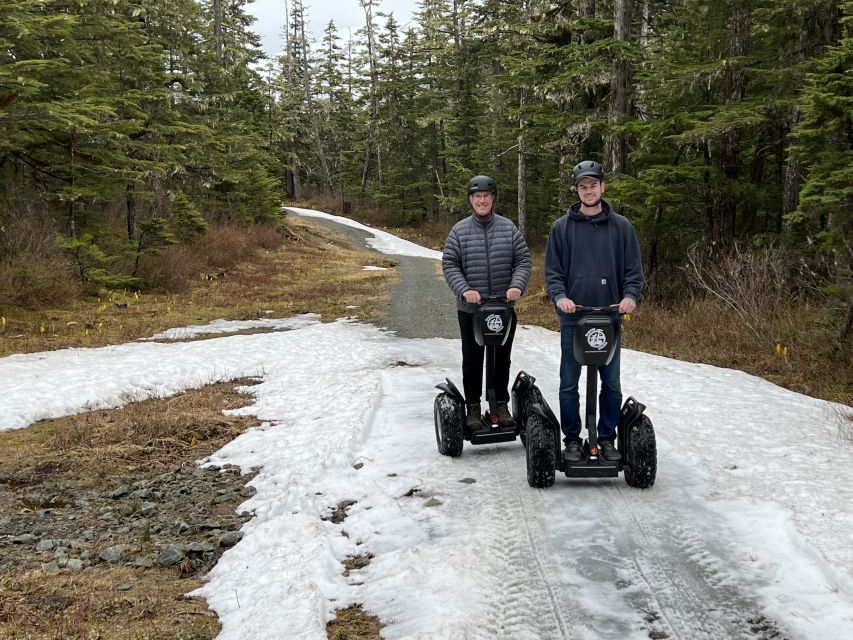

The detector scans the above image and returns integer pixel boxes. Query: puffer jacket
[544,199,644,326]
[442,212,532,313]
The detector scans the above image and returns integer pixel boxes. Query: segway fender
[435,378,465,405]
[619,396,656,489]
[529,401,560,433]
[619,396,646,430]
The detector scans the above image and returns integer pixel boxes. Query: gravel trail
[287,210,458,339]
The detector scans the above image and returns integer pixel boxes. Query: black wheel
[624,414,656,488]
[526,412,556,488]
[434,392,464,457]
[519,386,545,443]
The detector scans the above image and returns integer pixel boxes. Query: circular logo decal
[486,314,504,333]
[585,328,607,350]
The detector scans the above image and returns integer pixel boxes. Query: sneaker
[562,441,583,463]
[466,404,481,428]
[496,401,514,428]
[600,440,622,461]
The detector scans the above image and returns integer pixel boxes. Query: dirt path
[286,210,458,339]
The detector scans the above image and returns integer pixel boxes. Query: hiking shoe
[600,440,622,462]
[496,401,514,428]
[466,404,482,429]
[562,441,583,463]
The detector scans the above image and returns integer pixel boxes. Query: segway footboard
[561,458,620,478]
[468,425,518,445]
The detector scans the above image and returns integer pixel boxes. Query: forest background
[0,0,850,406]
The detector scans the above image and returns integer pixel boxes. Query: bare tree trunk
[430,120,440,217]
[558,0,596,207]
[646,204,664,291]
[213,0,223,65]
[126,184,136,240]
[640,0,651,45]
[68,133,76,238]
[606,0,632,175]
[558,147,572,210]
[359,0,381,200]
[708,5,750,250]
[292,159,302,199]
[517,88,528,238]
[300,16,333,194]
[782,108,802,235]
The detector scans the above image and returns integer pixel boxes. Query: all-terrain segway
[434,297,523,456]
[511,306,657,488]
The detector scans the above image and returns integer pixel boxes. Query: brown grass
[326,604,384,640]
[0,381,261,639]
[0,217,396,357]
[1,379,259,497]
[0,569,218,640]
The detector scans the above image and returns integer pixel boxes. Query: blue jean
[559,325,622,443]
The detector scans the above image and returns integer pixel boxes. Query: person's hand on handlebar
[506,287,522,302]
[556,298,576,314]
[463,289,481,304]
[618,298,636,314]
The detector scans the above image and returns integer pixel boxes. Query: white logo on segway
[485,314,504,333]
[585,328,607,350]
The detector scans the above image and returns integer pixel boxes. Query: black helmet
[571,160,605,185]
[467,175,497,196]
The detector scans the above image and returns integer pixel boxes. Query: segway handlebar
[574,303,622,315]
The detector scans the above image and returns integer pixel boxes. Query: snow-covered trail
[174,320,853,640]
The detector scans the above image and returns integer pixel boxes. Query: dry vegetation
[1,569,219,640]
[0,216,397,357]
[0,216,389,639]
[0,381,261,639]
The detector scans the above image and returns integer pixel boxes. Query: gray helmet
[467,175,497,196]
[571,160,605,184]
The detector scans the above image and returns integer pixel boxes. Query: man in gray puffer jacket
[442,175,532,429]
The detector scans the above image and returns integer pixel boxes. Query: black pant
[457,309,517,405]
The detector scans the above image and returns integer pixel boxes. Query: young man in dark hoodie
[544,161,645,463]
[443,175,532,430]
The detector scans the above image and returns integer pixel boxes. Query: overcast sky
[247,0,418,56]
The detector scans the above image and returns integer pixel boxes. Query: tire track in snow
[598,481,789,640]
[450,444,575,640]
[494,448,575,639]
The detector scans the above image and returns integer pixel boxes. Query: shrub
[684,242,803,342]
[135,243,207,293]
[0,202,58,261]
[247,224,285,250]
[197,226,254,269]
[0,253,82,308]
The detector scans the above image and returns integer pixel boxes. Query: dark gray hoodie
[544,200,644,326]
